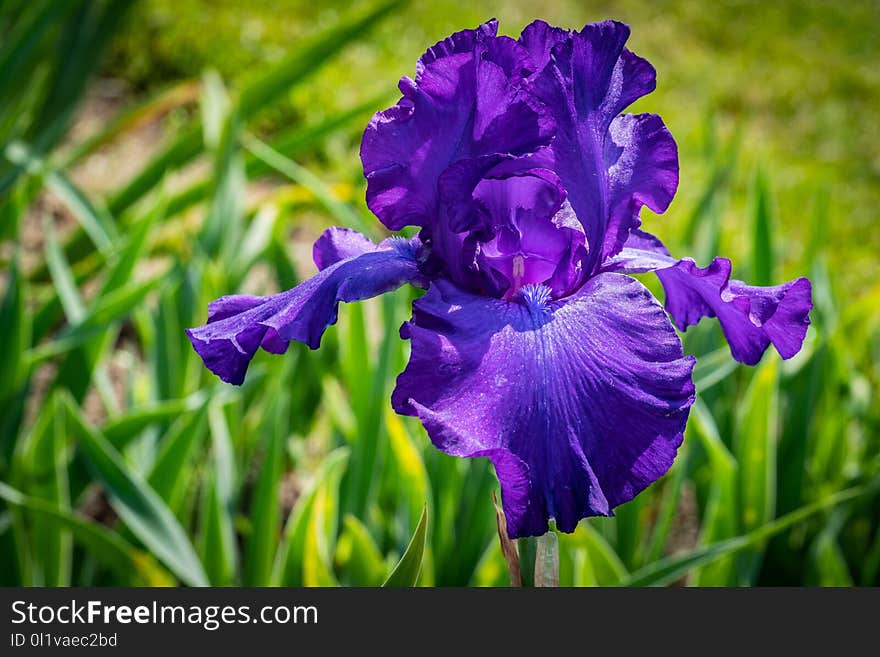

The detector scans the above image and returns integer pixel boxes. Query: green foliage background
[0,0,878,586]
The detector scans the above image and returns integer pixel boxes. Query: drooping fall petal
[392,275,695,537]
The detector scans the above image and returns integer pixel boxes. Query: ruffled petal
[603,230,813,365]
[517,20,569,71]
[312,226,379,271]
[187,233,424,385]
[603,113,678,260]
[415,19,499,77]
[392,275,695,538]
[530,21,664,274]
[205,295,288,356]
[602,227,676,273]
[361,21,552,232]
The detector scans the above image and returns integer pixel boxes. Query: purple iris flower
[186,19,812,538]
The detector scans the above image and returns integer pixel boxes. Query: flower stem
[518,537,537,587]
[493,493,558,587]
[534,531,559,587]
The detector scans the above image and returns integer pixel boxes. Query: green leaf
[750,168,775,287]
[680,128,739,248]
[27,1,136,156]
[27,195,160,342]
[273,449,349,586]
[9,394,71,586]
[200,402,239,586]
[0,1,136,195]
[734,358,779,582]
[102,392,207,449]
[147,401,210,510]
[384,505,428,587]
[230,203,280,283]
[61,79,200,168]
[518,536,537,587]
[693,346,739,391]
[200,75,245,260]
[321,376,357,442]
[200,70,230,151]
[621,485,869,587]
[242,133,368,233]
[3,141,117,256]
[339,301,377,518]
[243,393,288,586]
[0,4,68,107]
[100,195,163,295]
[335,515,386,586]
[26,274,166,369]
[689,400,738,585]
[152,280,184,400]
[560,522,628,587]
[385,408,431,536]
[160,95,387,221]
[0,481,171,585]
[811,533,854,586]
[238,0,401,121]
[809,510,853,586]
[43,213,85,324]
[62,395,208,586]
[47,169,117,257]
[645,450,689,564]
[0,252,29,403]
[471,537,510,587]
[207,401,237,519]
[302,462,344,587]
[862,526,880,586]
[613,489,649,570]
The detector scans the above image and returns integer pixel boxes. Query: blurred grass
[0,0,878,587]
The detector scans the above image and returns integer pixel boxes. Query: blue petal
[604,229,813,365]
[392,275,695,538]
[361,21,552,232]
[187,231,424,385]
[530,21,674,274]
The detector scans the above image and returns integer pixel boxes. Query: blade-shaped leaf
[621,484,868,587]
[199,402,238,586]
[273,449,349,586]
[0,252,28,404]
[244,392,288,586]
[734,358,779,583]
[0,481,171,585]
[62,395,208,586]
[384,505,428,587]
[750,168,775,287]
[335,515,388,587]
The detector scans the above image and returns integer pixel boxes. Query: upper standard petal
[603,113,678,261]
[531,21,667,275]
[361,22,553,232]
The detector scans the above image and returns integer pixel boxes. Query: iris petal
[517,20,569,71]
[392,275,695,538]
[530,21,674,274]
[604,229,813,365]
[312,226,380,271]
[187,230,424,385]
[603,113,679,260]
[361,21,553,233]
